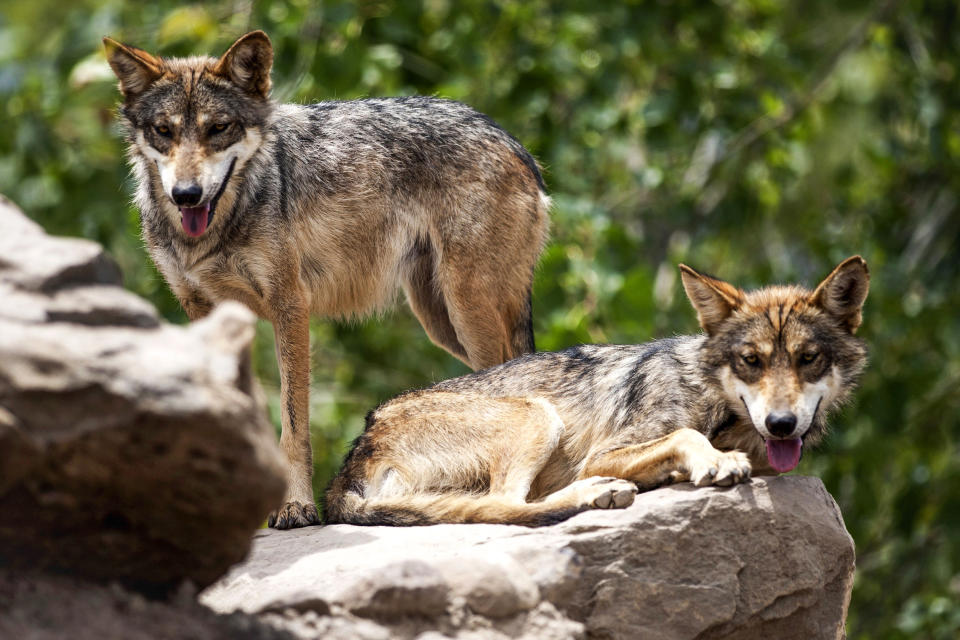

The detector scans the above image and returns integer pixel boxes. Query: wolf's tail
[323,488,586,527]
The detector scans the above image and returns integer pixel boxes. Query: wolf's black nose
[172,182,203,206]
[765,411,798,437]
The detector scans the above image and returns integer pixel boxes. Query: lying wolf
[103,31,549,528]
[325,257,869,526]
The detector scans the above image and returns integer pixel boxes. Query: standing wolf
[325,257,869,526]
[103,31,549,528]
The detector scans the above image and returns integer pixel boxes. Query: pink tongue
[180,204,210,237]
[766,438,802,473]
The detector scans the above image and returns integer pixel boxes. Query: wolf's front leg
[267,293,319,529]
[582,428,751,490]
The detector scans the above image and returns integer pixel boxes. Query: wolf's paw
[567,476,638,510]
[268,501,320,529]
[689,449,752,488]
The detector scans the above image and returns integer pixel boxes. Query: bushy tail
[324,489,585,528]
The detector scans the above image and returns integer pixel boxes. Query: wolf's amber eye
[801,352,819,364]
[742,354,759,366]
[209,122,230,135]
[155,125,171,137]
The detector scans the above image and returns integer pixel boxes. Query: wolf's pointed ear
[679,264,743,335]
[103,37,163,98]
[810,255,869,333]
[213,31,273,98]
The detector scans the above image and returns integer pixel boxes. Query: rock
[202,476,854,639]
[44,285,160,327]
[342,560,450,619]
[0,197,286,596]
[0,194,122,292]
[0,570,294,640]
[437,557,540,619]
[261,610,392,640]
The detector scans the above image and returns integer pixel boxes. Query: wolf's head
[104,31,273,239]
[680,256,869,473]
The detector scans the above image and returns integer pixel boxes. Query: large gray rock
[0,570,293,640]
[0,197,286,595]
[202,476,855,640]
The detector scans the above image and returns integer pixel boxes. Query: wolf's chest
[177,251,271,318]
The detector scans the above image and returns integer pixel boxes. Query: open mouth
[178,158,237,238]
[764,438,803,473]
[740,395,806,473]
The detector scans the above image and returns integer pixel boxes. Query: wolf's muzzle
[172,182,203,207]
[765,411,798,438]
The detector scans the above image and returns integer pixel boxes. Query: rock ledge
[203,476,855,640]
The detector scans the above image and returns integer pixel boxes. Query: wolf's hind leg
[335,476,637,527]
[401,239,470,365]
[541,476,638,510]
[488,397,564,501]
[581,428,752,490]
[439,261,536,370]
[365,393,563,501]
[433,192,546,370]
[328,394,601,526]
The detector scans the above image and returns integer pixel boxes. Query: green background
[2,0,958,636]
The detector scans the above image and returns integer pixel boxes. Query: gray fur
[106,32,549,529]
[326,259,869,526]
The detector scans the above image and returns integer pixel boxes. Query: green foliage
[2,1,958,636]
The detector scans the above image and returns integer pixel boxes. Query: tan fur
[349,390,643,524]
[330,387,748,525]
[105,32,549,528]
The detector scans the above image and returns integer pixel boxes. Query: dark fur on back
[126,95,546,260]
